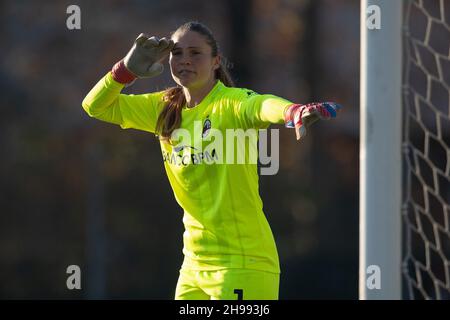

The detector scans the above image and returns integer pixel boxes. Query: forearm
[258,95,293,125]
[82,72,124,119]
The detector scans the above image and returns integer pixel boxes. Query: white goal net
[402,0,450,300]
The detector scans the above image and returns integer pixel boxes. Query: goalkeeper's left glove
[284,102,342,140]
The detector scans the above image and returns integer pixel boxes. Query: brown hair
[155,21,235,144]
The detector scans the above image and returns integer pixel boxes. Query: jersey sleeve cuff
[111,60,138,84]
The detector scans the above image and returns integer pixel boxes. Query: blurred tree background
[0,0,360,299]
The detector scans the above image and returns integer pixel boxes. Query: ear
[213,56,220,71]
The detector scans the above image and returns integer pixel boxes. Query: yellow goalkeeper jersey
[82,72,293,274]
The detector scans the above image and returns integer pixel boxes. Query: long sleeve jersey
[82,72,293,274]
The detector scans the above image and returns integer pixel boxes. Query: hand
[284,102,342,140]
[123,34,175,78]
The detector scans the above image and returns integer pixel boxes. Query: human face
[170,30,220,90]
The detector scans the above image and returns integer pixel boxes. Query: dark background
[0,0,361,299]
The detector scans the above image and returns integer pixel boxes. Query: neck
[183,78,218,108]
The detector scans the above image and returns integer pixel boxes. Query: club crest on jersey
[202,118,211,139]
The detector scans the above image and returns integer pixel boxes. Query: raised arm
[81,34,175,133]
[81,72,165,133]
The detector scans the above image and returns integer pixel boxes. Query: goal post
[359,0,403,300]
[361,0,450,300]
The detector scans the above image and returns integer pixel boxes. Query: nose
[178,52,192,66]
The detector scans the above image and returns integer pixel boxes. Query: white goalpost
[361,0,450,300]
[359,0,403,300]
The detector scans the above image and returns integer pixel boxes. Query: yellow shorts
[174,268,280,300]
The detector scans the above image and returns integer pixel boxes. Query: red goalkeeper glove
[284,102,342,140]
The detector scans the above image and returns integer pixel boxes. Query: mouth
[178,70,195,76]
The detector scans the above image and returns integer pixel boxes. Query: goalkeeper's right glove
[111,33,174,84]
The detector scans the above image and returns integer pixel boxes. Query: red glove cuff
[284,104,302,128]
[111,60,137,84]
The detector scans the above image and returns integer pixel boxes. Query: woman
[82,21,341,300]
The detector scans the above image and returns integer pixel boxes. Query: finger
[157,41,175,62]
[295,125,301,141]
[295,124,307,140]
[159,39,175,55]
[293,107,302,126]
[319,106,331,118]
[303,113,321,128]
[158,37,171,50]
[301,107,315,120]
[167,39,175,51]
[304,105,328,120]
[143,36,160,48]
[328,102,342,110]
[324,102,340,118]
[135,33,149,46]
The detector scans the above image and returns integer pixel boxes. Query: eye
[172,51,181,56]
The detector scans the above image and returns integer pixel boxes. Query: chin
[172,75,190,87]
[176,78,203,90]
[178,79,194,87]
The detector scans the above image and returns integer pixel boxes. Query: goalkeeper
[82,21,341,300]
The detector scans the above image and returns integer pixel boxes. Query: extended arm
[238,91,342,139]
